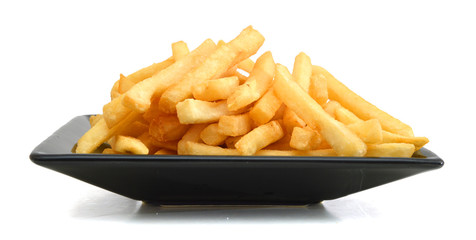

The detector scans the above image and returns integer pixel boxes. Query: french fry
[110,80,120,99]
[256,149,336,156]
[118,74,135,94]
[217,113,253,137]
[176,99,239,124]
[263,133,293,150]
[117,120,149,138]
[292,52,312,92]
[200,123,228,146]
[122,39,217,112]
[111,135,149,155]
[323,100,342,119]
[273,64,367,156]
[237,58,255,73]
[192,76,239,101]
[154,149,177,155]
[346,119,383,144]
[177,124,208,154]
[137,131,160,154]
[335,106,362,125]
[366,143,415,158]
[227,51,275,111]
[180,141,241,156]
[309,66,328,105]
[149,114,190,142]
[318,65,415,137]
[171,41,190,60]
[225,136,242,149]
[282,107,306,134]
[159,26,265,114]
[102,148,118,154]
[248,87,282,126]
[89,114,102,127]
[382,131,429,150]
[76,112,141,154]
[289,127,322,150]
[235,120,284,155]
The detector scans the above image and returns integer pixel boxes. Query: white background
[1,0,475,239]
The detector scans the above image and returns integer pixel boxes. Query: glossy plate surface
[30,115,444,205]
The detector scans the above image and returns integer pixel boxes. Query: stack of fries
[77,26,428,157]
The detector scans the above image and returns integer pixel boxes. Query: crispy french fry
[335,106,362,125]
[256,149,336,156]
[149,114,190,142]
[192,76,239,101]
[171,41,190,60]
[176,99,239,124]
[273,64,367,156]
[89,114,102,127]
[366,143,415,158]
[237,58,255,73]
[318,65,415,137]
[122,39,217,112]
[159,26,265,114]
[154,149,177,155]
[200,123,228,146]
[248,87,282,126]
[282,107,306,134]
[117,120,149,138]
[346,119,383,144]
[235,120,284,155]
[137,131,160,154]
[382,131,429,150]
[110,80,121,100]
[289,127,322,150]
[111,135,149,155]
[227,51,275,111]
[309,67,328,105]
[180,141,241,155]
[292,52,312,92]
[263,133,293,150]
[126,57,175,84]
[323,100,342,119]
[177,124,208,154]
[76,112,141,154]
[217,113,253,137]
[225,136,242,149]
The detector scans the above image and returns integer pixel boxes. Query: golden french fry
[248,87,282,126]
[176,99,239,124]
[126,57,175,84]
[289,127,322,150]
[200,123,228,146]
[159,26,265,114]
[237,58,255,73]
[177,124,208,154]
[137,131,160,153]
[110,135,149,155]
[323,100,342,119]
[282,107,306,134]
[382,131,429,150]
[117,120,149,138]
[235,120,284,155]
[122,39,217,112]
[318,65,415,137]
[171,41,190,60]
[217,113,252,137]
[89,114,102,127]
[154,149,177,155]
[366,143,415,158]
[180,141,241,155]
[192,76,239,101]
[149,114,190,142]
[256,149,336,156]
[263,133,293,150]
[76,112,141,154]
[110,80,121,100]
[273,64,367,156]
[227,51,275,111]
[225,136,242,149]
[335,106,362,125]
[118,74,135,94]
[309,67,328,105]
[346,119,383,144]
[292,52,312,92]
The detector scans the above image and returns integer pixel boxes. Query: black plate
[30,115,443,205]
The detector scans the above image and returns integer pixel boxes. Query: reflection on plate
[30,115,443,205]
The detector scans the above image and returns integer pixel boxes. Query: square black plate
[30,115,443,205]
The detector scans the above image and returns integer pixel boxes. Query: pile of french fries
[76,26,429,158]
